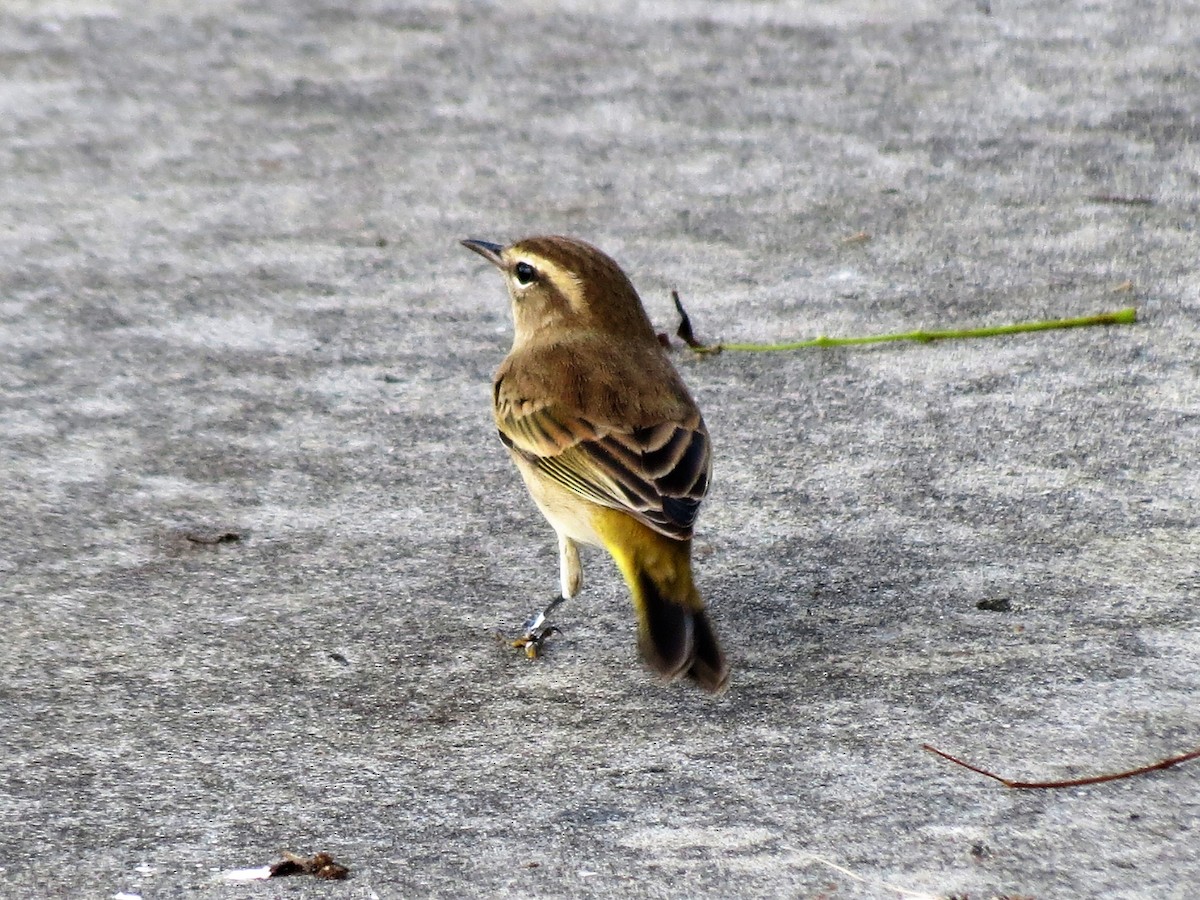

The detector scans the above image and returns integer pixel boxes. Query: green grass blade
[697,307,1137,353]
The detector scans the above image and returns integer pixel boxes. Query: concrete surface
[2,1,1198,897]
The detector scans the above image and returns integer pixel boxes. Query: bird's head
[462,235,658,347]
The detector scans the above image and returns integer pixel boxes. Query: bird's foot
[511,625,561,659]
[509,595,566,659]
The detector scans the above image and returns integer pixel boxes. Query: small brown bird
[461,235,729,692]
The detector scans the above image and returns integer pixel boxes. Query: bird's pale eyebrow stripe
[513,251,552,271]
[516,252,585,303]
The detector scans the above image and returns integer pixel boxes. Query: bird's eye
[513,261,537,286]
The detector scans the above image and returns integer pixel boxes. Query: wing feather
[495,395,710,540]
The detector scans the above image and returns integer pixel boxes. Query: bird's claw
[505,595,567,659]
[511,625,561,659]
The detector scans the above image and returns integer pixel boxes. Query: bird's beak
[461,238,505,268]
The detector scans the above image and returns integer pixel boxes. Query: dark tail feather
[686,608,729,693]
[635,570,729,694]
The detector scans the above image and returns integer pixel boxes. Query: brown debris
[1087,194,1153,206]
[269,851,349,880]
[671,290,713,351]
[182,530,242,545]
[976,597,1012,612]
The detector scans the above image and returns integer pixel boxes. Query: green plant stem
[696,307,1137,353]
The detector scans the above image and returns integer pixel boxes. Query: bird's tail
[597,514,728,692]
[634,567,729,693]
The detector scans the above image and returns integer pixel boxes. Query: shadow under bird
[462,235,729,693]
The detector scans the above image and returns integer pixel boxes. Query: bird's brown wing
[496,400,710,541]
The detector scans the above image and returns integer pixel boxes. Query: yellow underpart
[588,506,702,613]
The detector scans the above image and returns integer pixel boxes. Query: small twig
[923,742,1200,789]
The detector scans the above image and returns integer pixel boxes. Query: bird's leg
[512,535,581,658]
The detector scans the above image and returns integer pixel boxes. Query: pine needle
[923,742,1200,789]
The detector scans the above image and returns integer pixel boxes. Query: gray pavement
[2,1,1199,897]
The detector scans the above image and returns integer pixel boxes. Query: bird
[461,234,729,692]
